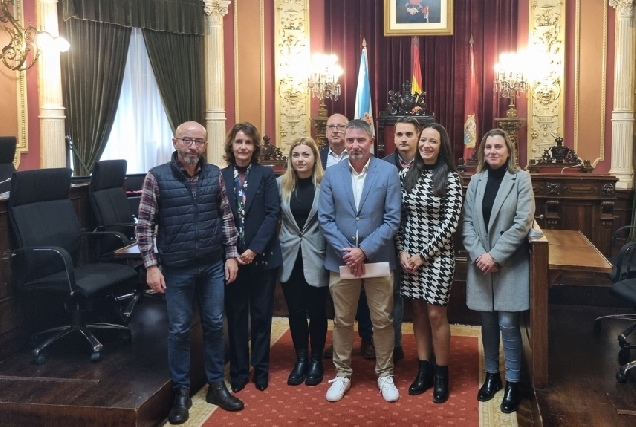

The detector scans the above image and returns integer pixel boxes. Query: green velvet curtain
[62,0,205,35]
[60,0,205,173]
[142,29,205,132]
[61,19,131,176]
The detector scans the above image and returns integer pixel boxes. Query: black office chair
[8,168,138,364]
[0,136,17,193]
[89,160,137,256]
[592,230,636,382]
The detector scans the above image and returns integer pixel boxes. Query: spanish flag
[411,36,423,94]
[463,35,478,161]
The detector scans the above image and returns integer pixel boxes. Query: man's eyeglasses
[326,124,346,131]
[178,137,207,147]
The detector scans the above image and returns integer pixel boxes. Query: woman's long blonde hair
[280,137,324,200]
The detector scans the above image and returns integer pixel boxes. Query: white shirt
[349,157,370,211]
[326,148,348,168]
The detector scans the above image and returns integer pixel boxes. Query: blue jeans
[481,311,522,383]
[163,261,226,388]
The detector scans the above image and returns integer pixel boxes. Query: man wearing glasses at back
[320,114,349,169]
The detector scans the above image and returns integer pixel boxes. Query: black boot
[168,386,192,424]
[305,353,324,386]
[408,360,434,395]
[206,381,244,412]
[287,350,309,386]
[433,365,449,403]
[477,372,502,402]
[500,381,521,413]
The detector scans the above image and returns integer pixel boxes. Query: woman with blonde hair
[277,137,329,386]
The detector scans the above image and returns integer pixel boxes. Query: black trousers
[225,265,277,384]
[281,252,328,357]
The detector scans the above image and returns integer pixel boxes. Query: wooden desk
[113,242,142,260]
[526,229,612,389]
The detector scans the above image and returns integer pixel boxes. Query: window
[100,28,174,174]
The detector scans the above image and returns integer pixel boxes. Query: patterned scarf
[233,164,251,250]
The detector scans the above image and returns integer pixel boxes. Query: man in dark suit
[319,119,401,402]
[382,116,421,362]
[320,113,348,169]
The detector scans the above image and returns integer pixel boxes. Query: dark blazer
[221,163,282,271]
[320,148,329,170]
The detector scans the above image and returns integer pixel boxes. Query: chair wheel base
[91,352,102,363]
[593,319,601,333]
[33,353,46,365]
[121,331,132,345]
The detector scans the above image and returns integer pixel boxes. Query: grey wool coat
[277,176,329,287]
[462,169,535,312]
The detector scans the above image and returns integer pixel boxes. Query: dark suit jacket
[221,163,282,271]
[320,148,329,170]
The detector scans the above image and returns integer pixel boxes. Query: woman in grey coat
[278,137,329,386]
[462,129,535,414]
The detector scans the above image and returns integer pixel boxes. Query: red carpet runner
[203,329,479,427]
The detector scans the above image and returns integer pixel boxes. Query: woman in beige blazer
[277,137,329,386]
[462,129,535,414]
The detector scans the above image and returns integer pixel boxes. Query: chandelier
[308,53,343,102]
[0,0,69,71]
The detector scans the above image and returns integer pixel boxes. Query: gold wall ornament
[527,0,566,163]
[274,0,310,154]
[0,0,68,71]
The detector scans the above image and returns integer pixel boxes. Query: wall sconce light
[0,0,69,71]
[307,53,343,148]
[494,52,529,118]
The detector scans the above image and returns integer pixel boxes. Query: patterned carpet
[163,318,518,427]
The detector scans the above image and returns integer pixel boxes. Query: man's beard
[179,150,200,165]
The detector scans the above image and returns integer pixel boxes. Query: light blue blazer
[318,157,401,273]
[277,176,328,287]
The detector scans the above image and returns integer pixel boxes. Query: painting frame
[384,0,454,36]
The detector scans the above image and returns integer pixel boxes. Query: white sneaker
[326,376,351,402]
[378,375,399,402]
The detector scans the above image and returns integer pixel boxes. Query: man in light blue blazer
[318,119,401,403]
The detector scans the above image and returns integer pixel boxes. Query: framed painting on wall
[384,0,454,36]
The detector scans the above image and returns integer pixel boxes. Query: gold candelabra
[308,53,342,148]
[0,0,69,71]
[494,52,529,118]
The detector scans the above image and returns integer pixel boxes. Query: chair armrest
[83,230,130,246]
[10,246,76,292]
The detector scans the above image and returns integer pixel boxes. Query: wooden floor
[526,303,636,427]
[0,296,205,427]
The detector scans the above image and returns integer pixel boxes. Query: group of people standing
[135,114,535,425]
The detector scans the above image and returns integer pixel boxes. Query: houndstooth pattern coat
[395,169,463,306]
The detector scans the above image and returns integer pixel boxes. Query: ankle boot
[168,386,192,424]
[500,381,521,413]
[206,381,244,411]
[477,371,502,402]
[305,353,324,386]
[433,365,449,403]
[287,349,309,386]
[408,360,434,395]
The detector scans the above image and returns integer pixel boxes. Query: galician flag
[354,38,374,134]
[411,36,423,94]
[463,35,479,161]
